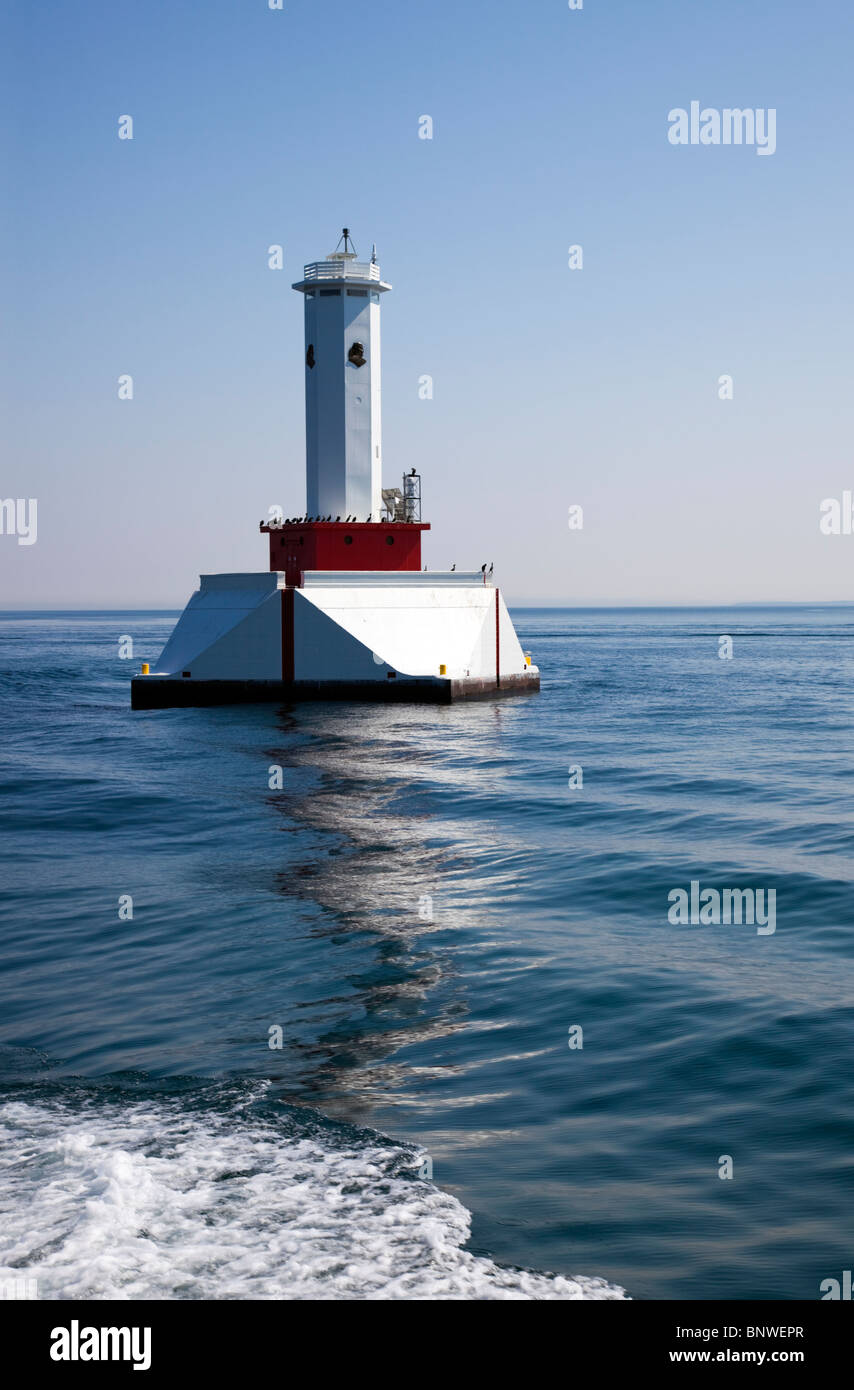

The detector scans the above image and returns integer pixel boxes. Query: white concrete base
[132,571,539,707]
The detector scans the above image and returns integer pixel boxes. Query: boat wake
[0,1081,625,1301]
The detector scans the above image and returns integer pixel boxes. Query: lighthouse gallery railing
[301,261,381,283]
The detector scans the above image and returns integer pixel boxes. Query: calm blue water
[1,606,852,1300]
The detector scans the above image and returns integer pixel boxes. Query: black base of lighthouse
[130,672,540,710]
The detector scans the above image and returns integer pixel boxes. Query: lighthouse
[131,232,539,708]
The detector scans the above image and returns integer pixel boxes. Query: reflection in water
[260,699,529,1123]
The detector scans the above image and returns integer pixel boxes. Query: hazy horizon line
[3,600,854,616]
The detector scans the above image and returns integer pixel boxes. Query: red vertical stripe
[495,588,501,690]
[281,587,294,682]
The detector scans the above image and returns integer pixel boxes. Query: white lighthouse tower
[293,230,389,521]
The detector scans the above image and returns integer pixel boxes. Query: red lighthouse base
[260,520,430,587]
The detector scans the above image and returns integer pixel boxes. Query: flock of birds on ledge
[262,516,386,525]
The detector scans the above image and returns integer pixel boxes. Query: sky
[1,0,853,606]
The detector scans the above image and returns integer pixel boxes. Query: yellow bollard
[141,663,150,675]
[439,663,447,675]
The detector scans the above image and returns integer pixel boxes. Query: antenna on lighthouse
[333,227,357,260]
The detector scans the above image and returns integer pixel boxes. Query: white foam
[0,1092,626,1300]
